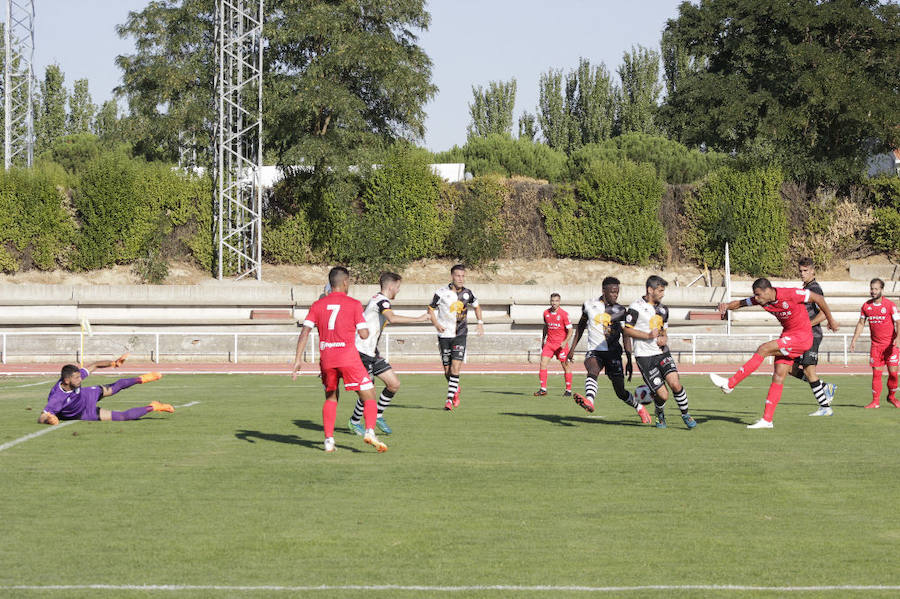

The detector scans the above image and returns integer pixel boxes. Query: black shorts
[585,350,624,378]
[635,351,678,392]
[794,334,822,367]
[359,352,392,377]
[438,335,467,366]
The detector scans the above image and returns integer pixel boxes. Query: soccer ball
[634,385,654,405]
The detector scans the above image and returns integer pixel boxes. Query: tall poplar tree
[467,78,517,139]
[36,64,67,152]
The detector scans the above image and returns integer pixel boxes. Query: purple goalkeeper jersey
[43,368,103,421]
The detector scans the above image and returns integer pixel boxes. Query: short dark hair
[871,277,885,289]
[550,293,560,300]
[328,266,349,288]
[602,276,620,289]
[60,364,80,381]
[798,257,815,268]
[379,272,402,288]
[752,277,773,291]
[451,264,466,274]
[646,275,667,290]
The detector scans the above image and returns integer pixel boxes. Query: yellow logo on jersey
[450,300,464,315]
[593,312,611,335]
[649,314,664,330]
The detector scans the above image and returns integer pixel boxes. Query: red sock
[729,353,765,388]
[762,383,783,422]
[872,369,884,401]
[888,370,898,400]
[363,398,377,430]
[564,371,572,391]
[539,369,548,389]
[322,399,337,438]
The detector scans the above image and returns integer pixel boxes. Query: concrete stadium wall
[0,280,893,365]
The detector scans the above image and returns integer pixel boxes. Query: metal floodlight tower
[215,0,263,280]
[3,0,35,170]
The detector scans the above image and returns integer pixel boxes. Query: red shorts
[320,362,374,393]
[774,334,813,365]
[870,344,900,368]
[541,343,570,361]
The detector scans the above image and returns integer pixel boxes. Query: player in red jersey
[292,266,387,453]
[709,278,838,428]
[534,293,574,397]
[849,278,900,409]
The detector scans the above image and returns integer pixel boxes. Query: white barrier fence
[0,330,875,365]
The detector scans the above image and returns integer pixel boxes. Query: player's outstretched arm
[291,327,312,380]
[623,335,634,380]
[848,316,866,352]
[427,307,445,333]
[474,305,485,336]
[38,411,59,426]
[567,314,588,361]
[717,299,744,313]
[85,359,116,371]
[383,310,430,325]
[809,293,839,332]
[894,319,900,351]
[622,326,658,341]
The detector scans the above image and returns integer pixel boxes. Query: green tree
[433,134,568,182]
[263,0,436,168]
[94,100,123,142]
[617,45,662,135]
[518,111,537,141]
[661,0,900,183]
[35,64,67,153]
[117,0,437,168]
[571,58,617,146]
[115,0,215,163]
[658,27,700,140]
[67,79,96,135]
[537,69,569,151]
[468,78,517,139]
[538,59,617,153]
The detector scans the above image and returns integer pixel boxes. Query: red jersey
[745,287,813,337]
[542,308,572,346]
[302,291,367,367]
[861,297,900,346]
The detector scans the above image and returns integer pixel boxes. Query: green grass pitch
[1,373,899,598]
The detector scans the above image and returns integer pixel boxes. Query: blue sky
[32,0,685,153]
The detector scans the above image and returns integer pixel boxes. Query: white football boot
[709,373,734,394]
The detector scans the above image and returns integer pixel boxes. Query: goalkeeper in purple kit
[38,354,171,425]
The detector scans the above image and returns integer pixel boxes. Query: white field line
[2,584,900,593]
[0,421,76,453]
[0,379,55,389]
[0,402,200,454]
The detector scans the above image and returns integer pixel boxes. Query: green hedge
[449,175,507,266]
[683,166,787,275]
[865,176,900,254]
[568,133,730,184]
[357,145,450,267]
[73,154,212,274]
[0,164,77,273]
[541,159,666,263]
[434,134,568,182]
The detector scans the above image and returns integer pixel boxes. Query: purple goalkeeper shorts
[74,386,104,421]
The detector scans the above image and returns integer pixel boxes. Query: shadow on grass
[500,411,645,428]
[235,425,363,453]
[484,390,530,397]
[691,414,753,425]
[389,404,447,412]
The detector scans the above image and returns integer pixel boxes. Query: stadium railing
[0,330,876,366]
